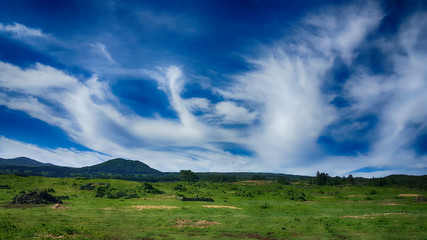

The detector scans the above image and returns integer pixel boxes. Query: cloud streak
[0,22,47,38]
[0,3,426,177]
[90,42,115,64]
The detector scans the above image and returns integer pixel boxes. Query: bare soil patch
[100,207,117,210]
[398,194,419,197]
[36,234,76,239]
[175,219,220,228]
[222,233,279,240]
[51,204,68,209]
[130,205,179,210]
[238,180,273,185]
[344,200,372,203]
[378,203,401,206]
[341,212,406,219]
[202,205,242,209]
[348,195,367,197]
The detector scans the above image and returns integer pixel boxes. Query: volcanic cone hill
[80,158,161,175]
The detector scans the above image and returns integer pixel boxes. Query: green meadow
[0,174,426,240]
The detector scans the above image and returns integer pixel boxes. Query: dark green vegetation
[80,158,161,175]
[0,157,306,182]
[0,157,54,167]
[0,174,426,239]
[1,157,425,190]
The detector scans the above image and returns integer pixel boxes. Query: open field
[0,175,426,239]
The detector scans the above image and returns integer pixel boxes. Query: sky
[0,0,426,177]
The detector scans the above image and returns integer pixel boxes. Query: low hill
[0,157,54,167]
[80,158,161,174]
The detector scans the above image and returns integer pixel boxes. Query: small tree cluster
[179,170,199,183]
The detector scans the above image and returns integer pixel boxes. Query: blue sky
[0,0,426,177]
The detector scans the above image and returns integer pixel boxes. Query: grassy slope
[0,175,426,240]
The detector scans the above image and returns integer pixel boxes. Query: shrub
[107,189,127,199]
[142,182,164,194]
[95,186,108,197]
[173,184,187,191]
[277,177,291,185]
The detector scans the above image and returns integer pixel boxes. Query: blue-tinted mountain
[0,157,54,167]
[81,158,161,174]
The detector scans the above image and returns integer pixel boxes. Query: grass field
[0,174,426,239]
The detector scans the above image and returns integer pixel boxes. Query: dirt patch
[238,181,273,185]
[130,205,179,210]
[36,234,76,239]
[51,204,68,209]
[341,212,406,219]
[202,205,242,209]
[100,207,117,210]
[398,194,419,197]
[317,196,334,199]
[348,195,367,197]
[378,203,401,206]
[175,219,220,228]
[222,233,279,240]
[344,200,372,203]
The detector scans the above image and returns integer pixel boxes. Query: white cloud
[0,3,425,177]
[90,42,115,64]
[0,61,241,169]
[215,101,256,124]
[0,22,46,38]
[341,11,427,171]
[0,62,76,94]
[301,2,383,62]
[184,97,211,111]
[219,51,337,166]
[0,136,108,167]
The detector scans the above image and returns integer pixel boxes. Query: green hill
[81,158,161,174]
[0,157,54,167]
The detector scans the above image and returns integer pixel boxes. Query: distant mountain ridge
[0,157,54,167]
[0,157,160,175]
[81,158,161,174]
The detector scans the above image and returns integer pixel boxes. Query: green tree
[277,177,291,185]
[347,174,356,185]
[315,171,329,185]
[179,170,199,183]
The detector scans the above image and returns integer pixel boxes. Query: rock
[178,197,214,202]
[414,195,426,202]
[12,189,63,204]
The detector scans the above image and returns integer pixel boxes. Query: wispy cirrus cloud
[0,61,249,170]
[0,22,47,38]
[0,136,108,167]
[90,42,115,64]
[0,2,425,177]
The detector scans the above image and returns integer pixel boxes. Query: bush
[107,189,127,199]
[251,175,267,181]
[95,186,108,197]
[142,182,163,194]
[173,184,187,191]
[286,189,307,201]
[369,189,378,195]
[277,177,291,185]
